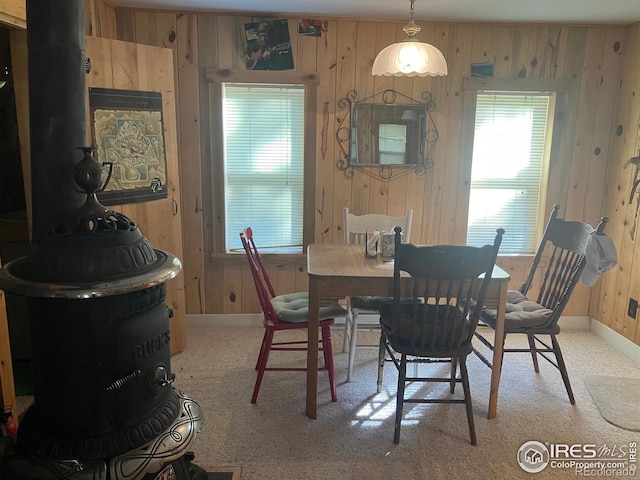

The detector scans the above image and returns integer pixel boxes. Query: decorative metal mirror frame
[336,89,438,180]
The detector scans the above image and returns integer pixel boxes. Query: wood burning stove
[0,1,205,478]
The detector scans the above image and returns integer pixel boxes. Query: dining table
[305,243,510,420]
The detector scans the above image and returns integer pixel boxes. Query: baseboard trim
[186,314,262,327]
[187,313,590,329]
[590,319,640,365]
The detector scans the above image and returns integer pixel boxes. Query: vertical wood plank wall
[66,5,640,348]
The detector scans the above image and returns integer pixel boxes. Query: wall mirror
[336,89,439,180]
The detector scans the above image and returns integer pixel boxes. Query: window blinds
[223,84,305,252]
[466,92,551,254]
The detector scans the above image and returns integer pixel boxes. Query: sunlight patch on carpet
[584,375,640,432]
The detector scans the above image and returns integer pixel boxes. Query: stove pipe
[27,0,87,245]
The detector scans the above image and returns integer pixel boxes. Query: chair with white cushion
[342,207,413,382]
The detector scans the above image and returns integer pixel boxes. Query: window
[466,91,554,254]
[223,83,305,253]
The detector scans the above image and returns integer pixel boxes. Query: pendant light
[372,0,448,77]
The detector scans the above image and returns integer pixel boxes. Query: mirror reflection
[336,89,438,180]
[350,103,426,166]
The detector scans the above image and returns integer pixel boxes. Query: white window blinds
[466,92,552,254]
[223,83,305,252]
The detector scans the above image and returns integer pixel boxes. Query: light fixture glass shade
[372,39,448,77]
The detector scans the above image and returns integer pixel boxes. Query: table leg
[488,280,508,419]
[306,277,320,419]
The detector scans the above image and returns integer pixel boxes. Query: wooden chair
[472,205,608,405]
[342,207,414,382]
[378,227,504,444]
[240,227,346,403]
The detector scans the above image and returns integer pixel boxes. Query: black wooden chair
[377,226,504,445]
[472,205,608,405]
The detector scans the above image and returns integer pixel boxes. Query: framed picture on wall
[89,87,168,205]
[244,19,294,71]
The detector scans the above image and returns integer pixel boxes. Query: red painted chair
[240,227,345,403]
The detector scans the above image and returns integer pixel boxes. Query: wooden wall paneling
[277,264,296,294]
[240,263,259,312]
[206,81,225,312]
[175,14,206,314]
[544,27,586,219]
[423,23,451,246]
[565,28,607,222]
[583,27,625,224]
[610,26,640,337]
[526,27,550,79]
[490,26,512,78]
[303,82,319,248]
[223,263,242,313]
[294,260,308,291]
[440,24,473,245]
[98,0,117,40]
[0,0,25,29]
[332,21,358,239]
[579,27,625,319]
[596,36,633,330]
[134,11,158,46]
[197,15,219,68]
[197,16,221,312]
[619,27,640,341]
[367,22,398,216]
[314,20,338,244]
[509,26,531,78]
[562,28,608,315]
[115,8,136,42]
[0,288,16,425]
[216,15,237,70]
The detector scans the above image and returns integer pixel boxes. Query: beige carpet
[173,324,640,480]
[584,375,640,431]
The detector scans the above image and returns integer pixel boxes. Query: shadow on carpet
[206,466,242,480]
[584,375,640,431]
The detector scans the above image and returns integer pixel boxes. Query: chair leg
[346,309,360,382]
[459,356,477,445]
[251,328,274,403]
[255,328,270,371]
[450,357,458,394]
[377,331,386,393]
[321,325,338,402]
[527,333,540,372]
[342,298,353,353]
[393,354,407,445]
[551,335,575,405]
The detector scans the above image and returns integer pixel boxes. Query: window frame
[207,70,319,255]
[460,77,573,255]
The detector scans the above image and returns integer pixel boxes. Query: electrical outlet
[628,298,638,319]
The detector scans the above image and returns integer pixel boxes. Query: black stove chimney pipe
[27,0,86,245]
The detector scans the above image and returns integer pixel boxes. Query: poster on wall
[244,19,294,71]
[88,87,168,205]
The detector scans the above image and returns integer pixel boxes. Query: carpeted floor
[173,323,640,480]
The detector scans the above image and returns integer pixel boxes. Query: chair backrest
[520,204,608,319]
[240,227,278,323]
[389,226,504,354]
[343,207,413,245]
